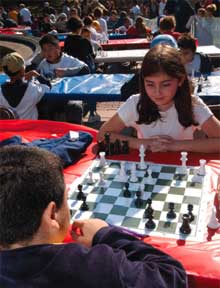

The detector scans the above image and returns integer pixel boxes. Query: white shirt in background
[38,53,88,79]
[159,2,166,16]
[19,7,32,23]
[0,81,49,119]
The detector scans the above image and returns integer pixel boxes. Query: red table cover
[0,120,219,288]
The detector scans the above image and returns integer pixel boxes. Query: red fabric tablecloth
[101,38,151,50]
[0,120,220,288]
[59,38,150,50]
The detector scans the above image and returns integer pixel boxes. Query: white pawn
[146,167,153,184]
[87,171,94,184]
[191,168,202,183]
[139,183,145,193]
[99,172,106,186]
[99,151,107,168]
[207,206,220,229]
[198,159,206,176]
[130,163,138,182]
[118,161,128,181]
[180,151,188,174]
[139,144,147,170]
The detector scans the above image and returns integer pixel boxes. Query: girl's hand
[148,136,173,152]
[71,219,108,248]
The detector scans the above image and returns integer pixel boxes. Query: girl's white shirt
[118,94,212,140]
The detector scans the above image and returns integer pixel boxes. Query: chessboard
[68,159,212,242]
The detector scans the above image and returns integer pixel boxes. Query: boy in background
[38,34,90,124]
[38,34,89,80]
[177,33,212,76]
[0,52,50,119]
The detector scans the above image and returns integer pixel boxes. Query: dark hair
[93,7,102,18]
[177,33,196,53]
[0,146,65,247]
[135,16,149,37]
[67,16,83,32]
[39,34,59,48]
[83,15,93,26]
[137,44,196,127]
[119,11,127,18]
[159,16,176,31]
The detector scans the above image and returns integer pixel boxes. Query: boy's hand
[25,70,40,81]
[55,68,65,78]
[71,219,108,247]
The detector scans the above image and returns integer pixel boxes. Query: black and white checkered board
[68,159,211,242]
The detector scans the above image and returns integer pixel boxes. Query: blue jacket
[0,131,93,167]
[0,226,187,288]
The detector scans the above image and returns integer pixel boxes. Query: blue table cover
[47,74,134,103]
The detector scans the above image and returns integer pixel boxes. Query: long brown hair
[135,16,149,37]
[137,44,196,127]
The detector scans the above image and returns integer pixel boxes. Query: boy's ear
[41,201,60,230]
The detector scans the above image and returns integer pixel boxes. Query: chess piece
[104,133,111,156]
[135,190,143,208]
[138,144,147,170]
[144,198,153,218]
[118,161,128,181]
[187,204,195,222]
[97,140,106,155]
[139,183,145,193]
[191,168,203,183]
[197,159,206,176]
[87,171,94,185]
[121,140,129,154]
[145,207,156,229]
[130,163,138,182]
[207,206,220,229]
[99,151,107,168]
[197,83,202,93]
[109,142,115,156]
[180,214,191,235]
[99,171,106,186]
[146,167,153,184]
[114,139,121,154]
[80,195,89,211]
[123,182,131,197]
[77,184,84,200]
[180,151,188,173]
[167,202,176,220]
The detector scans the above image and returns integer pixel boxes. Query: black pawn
[180,214,191,235]
[97,140,106,154]
[145,212,156,230]
[121,140,129,154]
[114,139,121,154]
[77,184,84,200]
[80,195,89,211]
[109,142,115,156]
[144,198,153,218]
[187,204,195,222]
[167,202,176,220]
[104,133,111,156]
[135,190,143,208]
[124,182,131,197]
[197,83,202,93]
